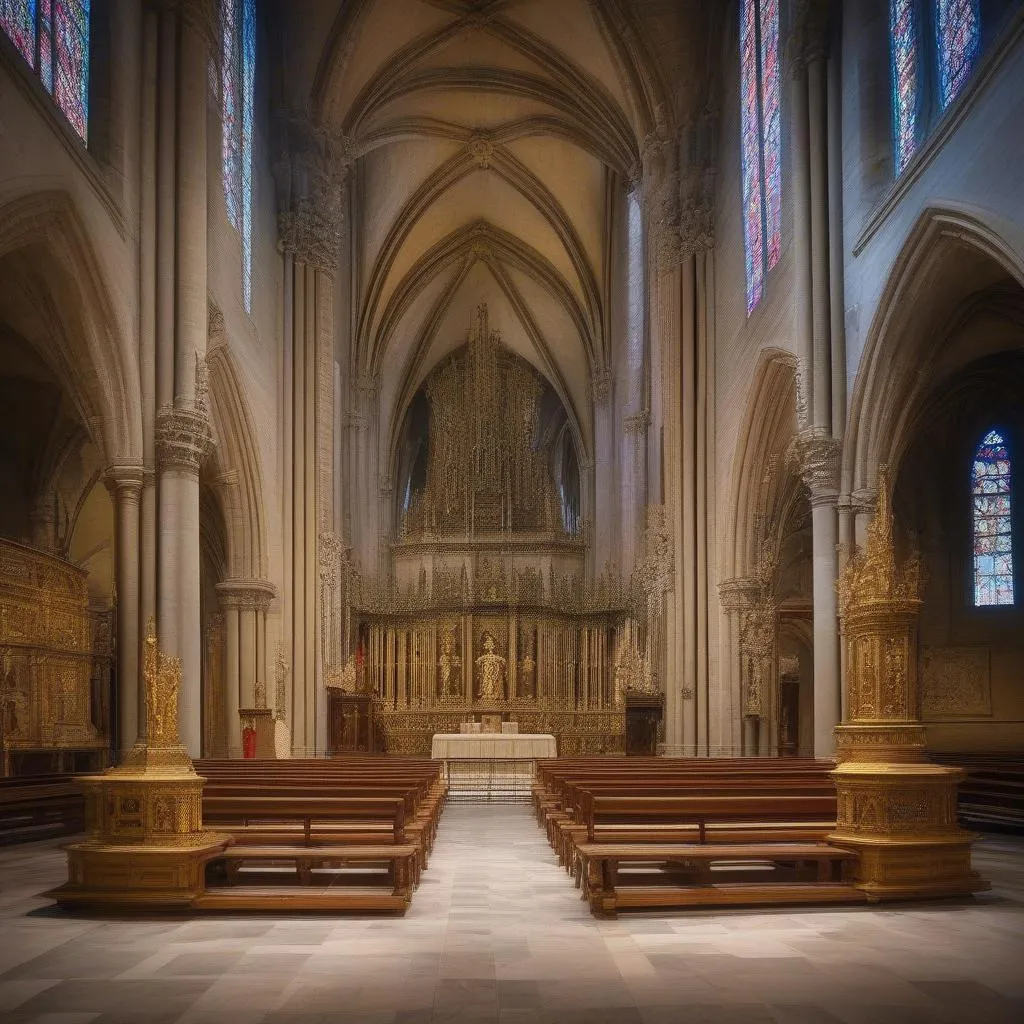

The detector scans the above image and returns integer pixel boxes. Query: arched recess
[206,342,270,581]
[725,349,801,581]
[0,191,142,466]
[844,205,1024,498]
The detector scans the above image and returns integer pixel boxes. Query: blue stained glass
[972,429,1015,607]
[890,0,919,174]
[740,0,782,315]
[1,0,37,64]
[241,0,255,312]
[936,0,979,108]
[740,0,764,314]
[221,0,255,311]
[759,0,781,271]
[1,0,88,140]
[53,1,89,140]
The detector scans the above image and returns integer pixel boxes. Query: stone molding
[215,578,275,611]
[787,0,830,77]
[717,576,761,612]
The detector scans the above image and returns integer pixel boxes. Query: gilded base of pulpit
[47,625,231,911]
[829,745,989,902]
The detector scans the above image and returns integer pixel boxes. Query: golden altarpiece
[335,307,658,755]
[0,539,110,776]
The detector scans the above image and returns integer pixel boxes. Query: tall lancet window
[1,1,90,141]
[221,0,256,311]
[972,429,1015,607]
[936,0,980,109]
[739,0,781,315]
[890,0,919,174]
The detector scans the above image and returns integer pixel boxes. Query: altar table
[430,733,557,759]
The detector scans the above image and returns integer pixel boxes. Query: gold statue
[144,618,181,747]
[438,630,460,697]
[518,652,536,698]
[475,631,506,703]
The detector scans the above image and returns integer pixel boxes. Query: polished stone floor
[1,805,1022,1024]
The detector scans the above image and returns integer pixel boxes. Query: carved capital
[789,428,840,499]
[623,410,650,436]
[216,578,275,611]
[104,465,145,497]
[274,114,350,273]
[591,367,611,405]
[636,504,674,593]
[155,404,214,473]
[718,576,761,612]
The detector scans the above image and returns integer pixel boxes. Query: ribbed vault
[308,0,679,468]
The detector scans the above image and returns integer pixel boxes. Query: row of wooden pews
[533,757,865,917]
[0,775,84,846]
[193,757,447,913]
[930,753,1024,831]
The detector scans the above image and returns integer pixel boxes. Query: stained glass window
[890,0,919,174]
[972,429,1015,607]
[221,0,256,311]
[739,0,780,315]
[221,1,256,311]
[759,0,781,273]
[1,0,89,141]
[936,0,979,109]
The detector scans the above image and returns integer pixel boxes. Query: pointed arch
[0,190,142,465]
[206,342,270,581]
[843,205,1024,498]
[725,349,800,580]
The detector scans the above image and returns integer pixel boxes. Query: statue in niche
[475,632,506,703]
[438,631,461,698]
[518,652,536,699]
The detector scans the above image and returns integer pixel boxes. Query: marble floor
[1,806,1022,1024]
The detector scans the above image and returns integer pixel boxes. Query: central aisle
[0,809,1021,1022]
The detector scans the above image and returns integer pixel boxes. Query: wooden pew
[0,776,85,845]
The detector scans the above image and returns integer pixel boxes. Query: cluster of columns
[276,116,346,756]
[789,0,847,758]
[216,581,275,756]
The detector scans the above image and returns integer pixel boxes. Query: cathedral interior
[1,1,1023,1021]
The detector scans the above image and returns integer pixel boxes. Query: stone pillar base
[829,759,989,902]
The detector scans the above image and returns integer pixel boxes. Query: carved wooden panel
[920,646,991,717]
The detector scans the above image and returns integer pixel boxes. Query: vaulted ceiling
[294,0,698,462]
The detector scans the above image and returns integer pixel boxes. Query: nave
[1,807,1023,1024]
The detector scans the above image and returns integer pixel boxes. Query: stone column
[106,467,144,756]
[275,115,347,756]
[717,578,760,757]
[155,402,213,757]
[793,429,841,758]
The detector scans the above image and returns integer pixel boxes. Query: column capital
[104,465,145,495]
[591,367,612,405]
[216,578,276,611]
[623,410,650,436]
[717,576,761,611]
[790,427,840,502]
[274,112,351,273]
[156,404,214,472]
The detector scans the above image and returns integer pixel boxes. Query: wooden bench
[0,776,85,846]
[217,842,420,896]
[577,841,862,916]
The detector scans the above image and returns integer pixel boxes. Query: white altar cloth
[430,733,556,759]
